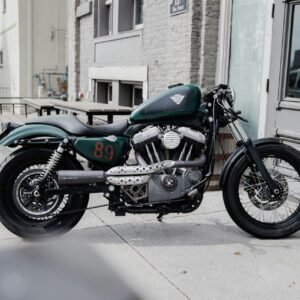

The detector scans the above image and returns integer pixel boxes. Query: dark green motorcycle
[0,84,300,239]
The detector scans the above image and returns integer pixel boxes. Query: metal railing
[0,98,28,117]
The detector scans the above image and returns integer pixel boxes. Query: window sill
[135,24,144,30]
[94,29,142,44]
[278,99,300,111]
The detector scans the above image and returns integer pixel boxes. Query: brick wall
[78,0,95,101]
[201,0,220,88]
[69,0,221,100]
[141,0,220,97]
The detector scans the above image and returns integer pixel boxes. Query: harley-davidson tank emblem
[170,94,185,105]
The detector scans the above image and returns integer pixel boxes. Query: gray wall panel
[95,33,142,66]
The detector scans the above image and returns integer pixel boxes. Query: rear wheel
[0,148,89,239]
[223,143,300,238]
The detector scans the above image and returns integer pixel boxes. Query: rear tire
[0,148,89,239]
[223,143,300,239]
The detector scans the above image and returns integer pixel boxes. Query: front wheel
[0,148,89,239]
[223,143,300,239]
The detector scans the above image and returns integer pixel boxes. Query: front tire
[223,143,300,239]
[0,148,89,239]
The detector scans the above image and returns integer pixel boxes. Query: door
[267,0,300,147]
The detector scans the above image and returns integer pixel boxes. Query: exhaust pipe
[57,155,206,186]
[57,171,150,186]
[58,171,106,185]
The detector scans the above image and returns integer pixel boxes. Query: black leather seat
[26,115,128,137]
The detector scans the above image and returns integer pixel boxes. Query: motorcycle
[0,84,299,239]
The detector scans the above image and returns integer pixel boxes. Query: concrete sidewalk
[0,147,299,299]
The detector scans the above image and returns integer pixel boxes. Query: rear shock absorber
[38,139,69,183]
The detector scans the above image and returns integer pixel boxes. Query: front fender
[0,124,68,146]
[219,137,282,187]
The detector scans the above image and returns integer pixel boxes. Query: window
[95,81,112,104]
[288,72,297,88]
[97,0,113,37]
[286,4,300,98]
[133,86,143,106]
[297,73,300,89]
[118,0,144,32]
[0,51,3,68]
[119,82,143,107]
[134,0,144,28]
[228,0,267,138]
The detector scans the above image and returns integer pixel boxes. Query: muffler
[57,155,206,186]
[57,171,106,185]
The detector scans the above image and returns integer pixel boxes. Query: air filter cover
[162,131,181,149]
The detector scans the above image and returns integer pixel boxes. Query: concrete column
[112,80,119,107]
[112,0,119,35]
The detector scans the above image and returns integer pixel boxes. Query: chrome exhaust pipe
[57,155,206,186]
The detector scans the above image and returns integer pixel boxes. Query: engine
[123,126,207,204]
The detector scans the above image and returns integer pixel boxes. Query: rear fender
[219,138,282,187]
[0,124,68,147]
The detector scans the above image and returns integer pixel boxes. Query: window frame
[119,81,143,107]
[94,80,113,104]
[96,0,113,37]
[106,0,113,35]
[132,84,143,107]
[134,0,144,30]
[280,1,300,103]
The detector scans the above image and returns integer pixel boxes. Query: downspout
[75,0,80,101]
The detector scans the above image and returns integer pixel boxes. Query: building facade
[0,0,298,148]
[68,0,220,105]
[217,0,300,148]
[0,0,68,98]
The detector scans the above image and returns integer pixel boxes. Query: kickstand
[157,213,164,222]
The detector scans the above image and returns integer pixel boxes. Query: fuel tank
[130,84,201,123]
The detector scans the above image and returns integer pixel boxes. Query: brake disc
[245,170,288,211]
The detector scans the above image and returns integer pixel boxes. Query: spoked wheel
[223,143,300,238]
[0,148,89,239]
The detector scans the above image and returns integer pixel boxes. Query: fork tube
[227,120,249,142]
[228,121,278,192]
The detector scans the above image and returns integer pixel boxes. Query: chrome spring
[38,145,64,183]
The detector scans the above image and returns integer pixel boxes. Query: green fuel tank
[130,84,201,123]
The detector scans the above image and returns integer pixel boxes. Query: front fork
[228,120,280,195]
